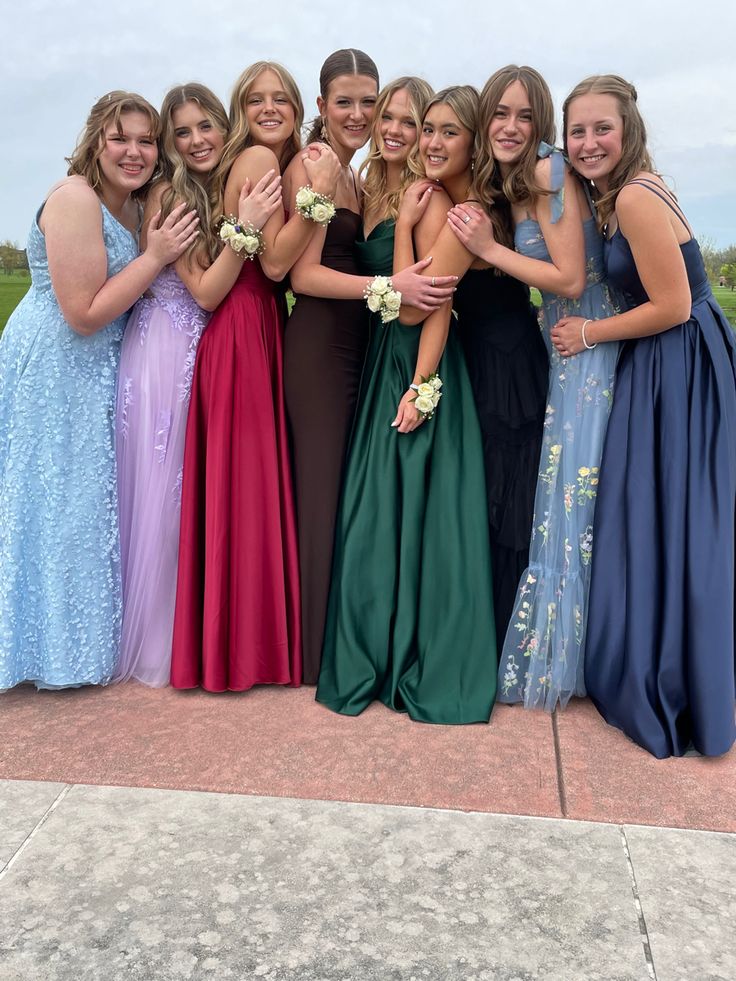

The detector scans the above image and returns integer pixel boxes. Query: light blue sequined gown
[497,149,620,711]
[0,200,136,689]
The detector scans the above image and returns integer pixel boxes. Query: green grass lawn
[1,275,734,337]
[0,273,31,333]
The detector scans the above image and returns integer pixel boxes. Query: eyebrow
[496,102,531,112]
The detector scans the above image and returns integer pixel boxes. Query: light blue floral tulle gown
[497,148,620,711]
[0,196,136,689]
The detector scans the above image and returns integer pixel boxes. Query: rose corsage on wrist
[294,186,336,226]
[219,216,265,259]
[409,373,443,420]
[364,275,402,324]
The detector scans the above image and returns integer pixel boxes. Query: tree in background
[0,241,28,276]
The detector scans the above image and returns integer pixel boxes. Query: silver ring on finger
[463,214,471,224]
[431,276,435,287]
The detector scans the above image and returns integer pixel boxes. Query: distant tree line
[700,240,736,289]
[0,241,29,276]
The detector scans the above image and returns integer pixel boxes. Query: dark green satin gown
[316,220,498,724]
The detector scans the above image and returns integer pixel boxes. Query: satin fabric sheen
[585,226,736,758]
[317,220,497,724]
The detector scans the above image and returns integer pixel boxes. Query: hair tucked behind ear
[474,65,556,249]
[563,74,654,232]
[361,76,433,228]
[305,48,379,144]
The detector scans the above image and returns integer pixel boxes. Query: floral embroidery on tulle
[498,175,620,711]
[119,377,133,440]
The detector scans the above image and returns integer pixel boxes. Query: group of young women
[0,51,734,762]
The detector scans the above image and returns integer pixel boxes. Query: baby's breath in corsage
[294,186,336,226]
[410,373,443,420]
[364,275,402,324]
[219,216,265,259]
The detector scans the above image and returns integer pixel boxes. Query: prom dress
[113,266,209,686]
[585,179,736,758]
[171,258,301,691]
[454,266,548,652]
[0,200,136,689]
[498,149,620,710]
[317,220,497,724]
[284,209,368,683]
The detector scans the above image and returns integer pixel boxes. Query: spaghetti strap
[625,178,693,239]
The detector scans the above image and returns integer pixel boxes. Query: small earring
[320,119,329,144]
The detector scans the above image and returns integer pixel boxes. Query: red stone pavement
[0,684,733,832]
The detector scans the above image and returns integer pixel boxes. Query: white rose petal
[243,234,260,254]
[384,292,401,312]
[295,187,316,209]
[414,394,435,414]
[416,383,434,397]
[371,276,391,295]
[311,203,332,224]
[367,294,382,313]
[220,224,235,241]
[430,375,443,390]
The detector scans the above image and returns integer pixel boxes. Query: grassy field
[0,273,31,333]
[1,275,735,336]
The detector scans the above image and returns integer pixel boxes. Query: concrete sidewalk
[1,780,734,980]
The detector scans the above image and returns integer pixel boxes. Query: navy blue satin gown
[585,179,736,759]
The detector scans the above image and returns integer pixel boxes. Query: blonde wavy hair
[474,66,556,249]
[361,77,434,229]
[563,74,655,232]
[66,91,160,197]
[213,61,304,204]
[154,84,229,267]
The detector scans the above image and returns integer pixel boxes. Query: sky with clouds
[3,0,735,246]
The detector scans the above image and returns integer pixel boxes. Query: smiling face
[319,73,378,154]
[565,93,624,187]
[419,103,474,183]
[244,68,296,156]
[487,80,533,173]
[98,110,158,193]
[172,101,225,175]
[378,88,418,166]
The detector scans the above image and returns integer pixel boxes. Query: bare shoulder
[41,177,101,231]
[282,151,308,184]
[534,155,553,187]
[236,144,280,172]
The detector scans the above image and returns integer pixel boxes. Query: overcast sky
[3,0,735,247]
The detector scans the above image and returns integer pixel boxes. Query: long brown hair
[474,66,556,247]
[213,61,304,204]
[305,48,379,144]
[563,74,655,232]
[155,83,229,267]
[66,91,160,196]
[361,76,433,228]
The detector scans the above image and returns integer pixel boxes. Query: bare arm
[176,171,282,311]
[447,159,586,299]
[550,183,692,355]
[44,180,198,336]
[392,189,456,433]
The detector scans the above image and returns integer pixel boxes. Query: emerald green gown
[316,220,498,724]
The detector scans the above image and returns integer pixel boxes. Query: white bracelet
[581,319,597,350]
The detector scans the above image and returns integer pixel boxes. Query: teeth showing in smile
[259,120,281,128]
[192,149,212,158]
[427,155,446,165]
[121,164,143,172]
[384,139,403,149]
[581,154,604,163]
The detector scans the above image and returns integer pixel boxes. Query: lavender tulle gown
[113,266,208,685]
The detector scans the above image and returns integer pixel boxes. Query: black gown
[454,269,548,652]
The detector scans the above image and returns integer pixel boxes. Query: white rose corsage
[294,186,336,226]
[410,373,443,420]
[219,216,265,259]
[364,275,402,324]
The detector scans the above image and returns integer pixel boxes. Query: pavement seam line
[0,784,73,883]
[619,825,658,981]
[551,708,568,817]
